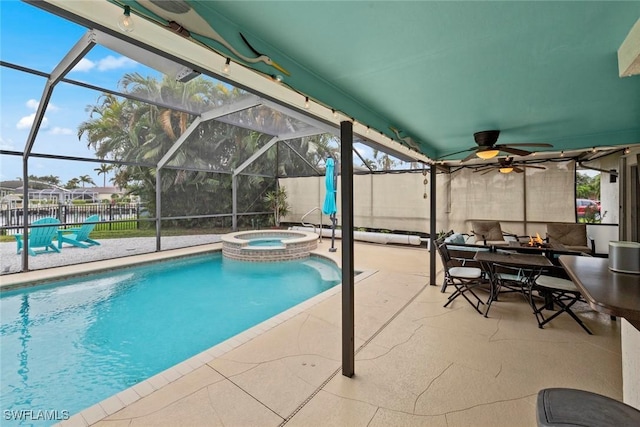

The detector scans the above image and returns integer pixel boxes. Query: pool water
[0,253,340,425]
[247,238,288,247]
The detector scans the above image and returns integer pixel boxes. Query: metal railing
[300,206,323,241]
[0,203,142,235]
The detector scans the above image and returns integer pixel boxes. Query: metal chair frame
[530,275,593,334]
[438,243,488,314]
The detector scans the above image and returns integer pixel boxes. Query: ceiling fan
[442,130,553,162]
[473,156,547,174]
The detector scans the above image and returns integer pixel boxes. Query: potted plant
[264,187,290,228]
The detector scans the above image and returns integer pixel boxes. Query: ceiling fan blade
[523,165,547,170]
[498,146,532,157]
[481,169,495,175]
[499,143,553,148]
[513,166,525,173]
[438,147,475,159]
[460,151,479,163]
[473,165,494,172]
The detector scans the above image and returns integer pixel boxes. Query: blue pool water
[0,253,340,426]
[247,238,287,247]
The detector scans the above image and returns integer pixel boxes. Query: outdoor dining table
[474,250,553,317]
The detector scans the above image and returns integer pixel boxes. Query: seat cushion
[449,266,482,279]
[444,233,466,244]
[536,275,578,292]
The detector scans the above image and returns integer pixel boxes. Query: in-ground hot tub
[221,230,319,261]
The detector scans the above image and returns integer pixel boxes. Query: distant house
[0,181,127,205]
[91,186,129,202]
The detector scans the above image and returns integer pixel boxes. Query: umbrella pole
[329,213,337,252]
[329,159,338,252]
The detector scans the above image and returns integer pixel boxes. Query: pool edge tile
[78,404,107,425]
[131,380,155,398]
[98,394,125,416]
[160,367,182,383]
[146,372,170,390]
[115,388,141,406]
[193,351,215,365]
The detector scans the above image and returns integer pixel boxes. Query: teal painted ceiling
[59,1,640,159]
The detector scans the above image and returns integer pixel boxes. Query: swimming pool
[0,252,341,425]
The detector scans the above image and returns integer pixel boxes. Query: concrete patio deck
[1,239,621,427]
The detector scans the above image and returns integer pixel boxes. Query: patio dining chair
[530,273,592,334]
[471,220,517,246]
[545,223,595,255]
[438,243,488,314]
[15,217,61,256]
[57,214,101,249]
[482,256,544,318]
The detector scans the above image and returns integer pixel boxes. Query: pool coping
[0,243,223,292]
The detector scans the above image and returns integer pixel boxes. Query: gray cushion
[537,388,640,427]
[536,275,578,292]
[449,266,482,279]
[444,233,466,244]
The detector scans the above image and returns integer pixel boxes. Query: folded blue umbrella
[322,158,337,216]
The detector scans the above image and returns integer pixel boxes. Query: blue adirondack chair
[15,217,61,256]
[57,215,101,249]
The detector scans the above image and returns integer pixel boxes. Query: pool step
[302,259,341,282]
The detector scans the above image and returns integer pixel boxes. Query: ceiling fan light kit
[499,167,514,174]
[476,149,500,159]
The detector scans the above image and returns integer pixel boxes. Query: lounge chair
[57,215,101,249]
[15,217,61,256]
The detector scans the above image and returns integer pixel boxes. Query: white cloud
[26,99,39,110]
[25,99,59,112]
[97,55,137,71]
[72,58,96,72]
[16,113,49,130]
[49,127,73,135]
[71,55,137,73]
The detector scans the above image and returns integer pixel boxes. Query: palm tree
[78,175,95,188]
[79,73,252,218]
[110,169,130,191]
[94,163,114,187]
[65,178,80,189]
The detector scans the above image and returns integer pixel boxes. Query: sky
[0,0,159,186]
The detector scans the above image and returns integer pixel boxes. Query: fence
[0,203,142,235]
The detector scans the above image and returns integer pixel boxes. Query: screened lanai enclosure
[2,2,639,276]
[0,19,425,274]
